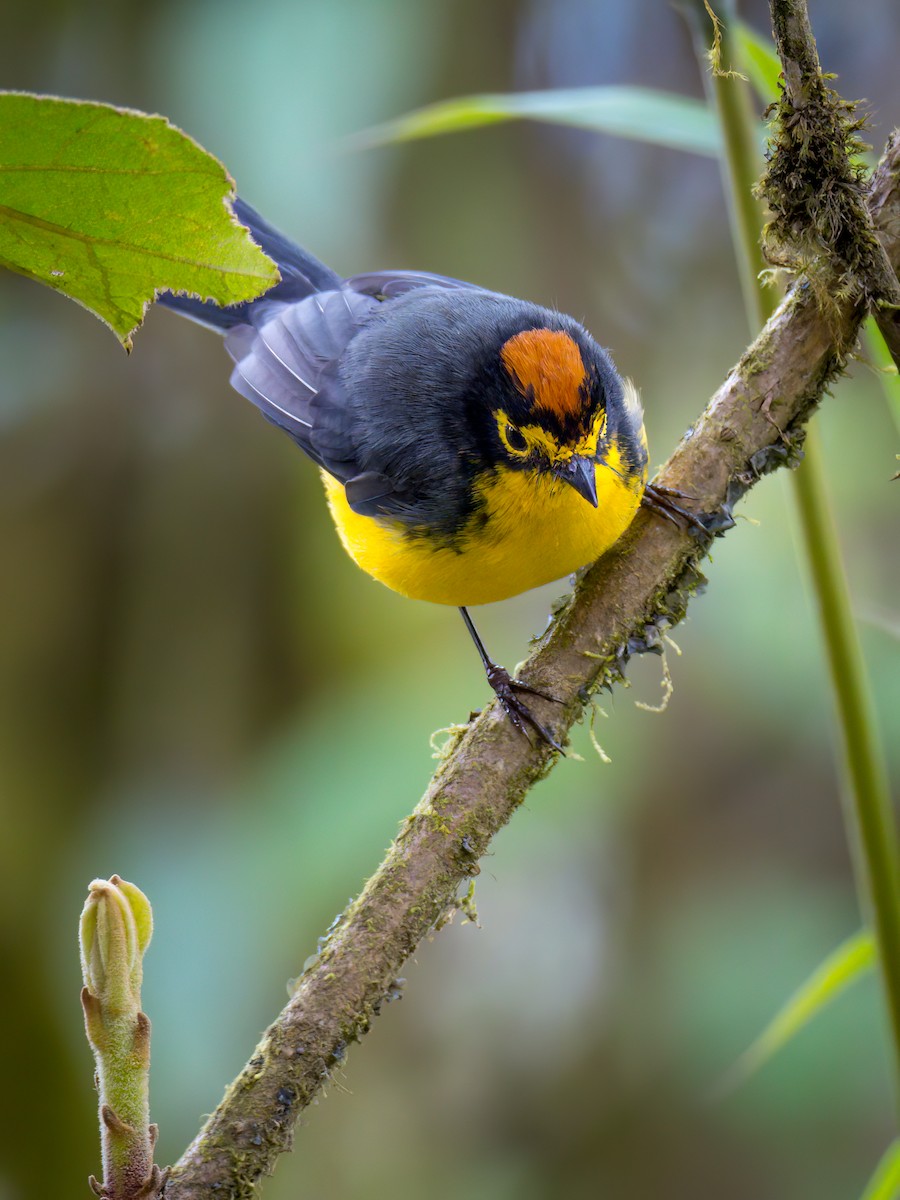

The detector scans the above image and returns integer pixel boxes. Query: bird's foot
[484,663,565,753]
[642,482,711,536]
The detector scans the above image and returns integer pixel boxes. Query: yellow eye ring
[505,424,528,454]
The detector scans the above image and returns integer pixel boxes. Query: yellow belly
[322,462,644,607]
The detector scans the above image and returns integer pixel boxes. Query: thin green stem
[864,318,900,439]
[791,428,900,1073]
[691,1,900,1100]
[681,0,768,325]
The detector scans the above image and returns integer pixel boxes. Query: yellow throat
[322,447,645,607]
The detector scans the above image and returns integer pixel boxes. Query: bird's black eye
[505,424,528,454]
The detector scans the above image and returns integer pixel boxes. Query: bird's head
[484,324,647,504]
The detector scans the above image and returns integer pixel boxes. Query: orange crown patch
[500,328,586,420]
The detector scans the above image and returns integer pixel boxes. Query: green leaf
[719,929,876,1091]
[0,92,278,346]
[857,604,900,642]
[734,20,782,105]
[354,86,721,158]
[863,316,900,439]
[860,1140,900,1200]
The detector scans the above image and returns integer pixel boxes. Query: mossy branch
[764,0,900,1102]
[162,130,900,1199]
[761,0,900,364]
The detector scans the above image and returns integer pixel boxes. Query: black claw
[458,606,565,753]
[485,664,565,753]
[642,482,711,536]
[649,483,695,501]
[498,676,563,705]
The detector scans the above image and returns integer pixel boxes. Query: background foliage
[1,2,898,1198]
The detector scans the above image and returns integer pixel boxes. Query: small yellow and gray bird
[159,199,686,747]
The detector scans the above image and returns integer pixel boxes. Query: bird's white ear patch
[622,377,643,423]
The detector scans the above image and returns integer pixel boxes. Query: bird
[158,198,685,750]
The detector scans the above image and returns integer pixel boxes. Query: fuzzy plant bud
[79,876,165,1199]
[80,875,153,1016]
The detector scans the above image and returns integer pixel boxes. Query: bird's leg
[458,607,564,753]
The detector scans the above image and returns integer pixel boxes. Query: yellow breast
[322,456,645,607]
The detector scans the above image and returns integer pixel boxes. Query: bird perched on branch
[159,198,684,749]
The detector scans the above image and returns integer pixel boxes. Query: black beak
[554,455,598,507]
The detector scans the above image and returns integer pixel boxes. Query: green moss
[458,880,479,926]
[756,60,878,317]
[429,723,467,761]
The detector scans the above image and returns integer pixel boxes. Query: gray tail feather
[156,197,342,331]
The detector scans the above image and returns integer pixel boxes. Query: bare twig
[163,136,900,1200]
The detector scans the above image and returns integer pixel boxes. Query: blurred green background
[1,2,899,1198]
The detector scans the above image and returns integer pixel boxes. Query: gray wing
[225,287,378,481]
[224,269,477,507]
